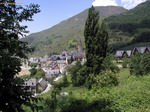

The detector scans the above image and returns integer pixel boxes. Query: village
[21,46,86,96]
[21,46,150,96]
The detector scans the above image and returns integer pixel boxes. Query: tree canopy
[0,0,40,111]
[84,6,109,75]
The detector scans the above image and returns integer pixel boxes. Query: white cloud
[120,0,147,9]
[92,0,118,6]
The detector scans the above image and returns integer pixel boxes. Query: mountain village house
[24,78,49,95]
[115,47,150,59]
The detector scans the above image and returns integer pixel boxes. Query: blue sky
[18,0,146,34]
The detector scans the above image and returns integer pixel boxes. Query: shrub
[36,69,45,78]
[29,67,37,76]
[122,58,130,68]
[75,66,89,86]
[29,68,45,78]
[102,56,120,73]
[130,53,150,76]
[94,71,119,88]
[30,63,38,68]
[68,61,89,86]
[61,74,69,87]
[85,74,95,89]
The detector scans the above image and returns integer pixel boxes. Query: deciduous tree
[0,0,40,111]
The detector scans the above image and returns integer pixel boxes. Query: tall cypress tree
[94,20,109,74]
[100,21,109,58]
[84,6,109,75]
[84,6,100,73]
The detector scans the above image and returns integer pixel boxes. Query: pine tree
[0,0,41,111]
[84,6,100,73]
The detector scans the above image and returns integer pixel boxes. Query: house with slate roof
[115,47,150,59]
[147,47,150,52]
[24,79,37,94]
[132,47,150,55]
[24,78,49,94]
[115,50,126,58]
[125,50,132,57]
[132,47,147,55]
[29,57,39,64]
[45,65,61,78]
[37,78,48,93]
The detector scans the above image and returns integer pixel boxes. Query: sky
[18,0,147,34]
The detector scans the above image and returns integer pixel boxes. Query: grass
[28,68,150,112]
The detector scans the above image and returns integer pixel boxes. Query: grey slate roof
[29,57,39,63]
[39,58,47,63]
[24,79,36,87]
[147,47,150,51]
[134,47,147,53]
[38,78,48,89]
[50,55,61,61]
[56,60,66,64]
[115,50,125,57]
[126,50,132,57]
[71,50,84,59]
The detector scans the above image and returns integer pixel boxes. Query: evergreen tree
[94,21,109,74]
[0,0,40,111]
[84,6,100,73]
[84,6,109,75]
[100,21,109,58]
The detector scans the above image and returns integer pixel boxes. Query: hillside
[106,0,150,51]
[23,1,150,56]
[24,68,150,112]
[22,6,127,56]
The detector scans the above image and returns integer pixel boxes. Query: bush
[75,66,89,86]
[50,95,120,112]
[94,71,119,88]
[68,61,89,86]
[36,69,45,78]
[29,68,45,78]
[29,67,37,76]
[61,74,69,87]
[30,63,38,68]
[122,58,130,68]
[130,53,150,76]
[102,56,120,73]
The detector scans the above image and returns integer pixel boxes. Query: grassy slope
[34,68,150,112]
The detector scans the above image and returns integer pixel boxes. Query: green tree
[0,0,40,111]
[30,67,37,76]
[84,6,109,75]
[43,85,61,112]
[84,6,100,73]
[100,21,109,58]
[44,90,57,112]
[36,68,45,78]
[93,21,109,74]
[68,61,82,86]
[61,74,69,87]
[130,53,150,76]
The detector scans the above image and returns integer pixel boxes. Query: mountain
[22,6,127,56]
[106,0,150,51]
[107,0,150,33]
